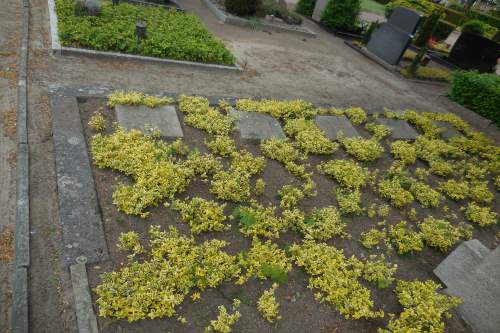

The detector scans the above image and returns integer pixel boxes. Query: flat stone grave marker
[229,109,286,140]
[116,104,183,138]
[436,121,462,139]
[375,117,419,140]
[315,115,360,139]
[434,240,500,333]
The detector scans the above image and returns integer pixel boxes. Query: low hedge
[443,7,465,26]
[467,9,500,30]
[434,19,456,40]
[55,0,235,65]
[449,71,500,127]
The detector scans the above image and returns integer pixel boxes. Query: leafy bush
[262,0,302,24]
[321,0,361,32]
[449,71,500,127]
[462,19,486,35]
[55,0,235,65]
[296,0,316,17]
[414,9,442,47]
[433,19,456,40]
[225,0,261,16]
[257,284,281,323]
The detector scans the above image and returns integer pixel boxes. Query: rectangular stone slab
[50,94,109,266]
[375,117,419,140]
[116,104,183,138]
[388,7,421,35]
[314,115,360,139]
[436,121,462,139]
[229,109,286,140]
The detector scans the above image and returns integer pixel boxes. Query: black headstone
[388,7,422,35]
[449,32,500,73]
[366,23,412,65]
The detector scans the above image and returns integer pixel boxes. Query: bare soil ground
[77,97,499,333]
[3,0,497,331]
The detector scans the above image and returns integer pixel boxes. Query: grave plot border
[47,0,243,72]
[201,0,317,38]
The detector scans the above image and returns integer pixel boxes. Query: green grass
[55,0,235,65]
[361,0,386,16]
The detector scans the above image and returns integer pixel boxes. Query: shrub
[296,0,316,17]
[462,19,485,35]
[449,71,500,127]
[465,202,498,227]
[172,197,230,234]
[336,188,364,215]
[318,159,369,189]
[418,216,463,252]
[284,118,338,154]
[56,0,235,65]
[206,301,241,333]
[390,141,417,164]
[257,284,281,323]
[321,0,361,32]
[262,0,302,24]
[225,0,261,16]
[389,221,424,255]
[341,137,385,162]
[88,112,105,132]
[298,206,348,240]
[414,9,442,47]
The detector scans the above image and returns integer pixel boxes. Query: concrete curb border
[12,0,31,332]
[47,0,243,72]
[201,0,317,38]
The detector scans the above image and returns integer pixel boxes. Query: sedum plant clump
[235,99,315,120]
[365,123,392,140]
[318,159,369,189]
[172,197,230,234]
[379,279,461,333]
[237,238,292,284]
[205,135,237,157]
[388,221,424,255]
[361,226,387,249]
[439,179,469,201]
[297,206,348,240]
[257,283,281,323]
[88,112,106,132]
[378,178,414,208]
[409,181,441,208]
[341,137,384,162]
[279,185,305,209]
[205,299,241,333]
[117,231,144,260]
[95,226,240,322]
[233,202,288,239]
[464,202,498,227]
[91,129,193,217]
[291,240,385,320]
[390,140,416,165]
[418,216,467,252]
[468,180,494,204]
[260,138,301,164]
[107,91,174,108]
[345,107,367,125]
[362,254,397,289]
[284,118,338,154]
[211,150,266,202]
[336,188,364,215]
[179,95,234,136]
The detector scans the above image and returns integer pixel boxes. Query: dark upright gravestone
[449,32,500,73]
[366,7,422,66]
[388,7,422,35]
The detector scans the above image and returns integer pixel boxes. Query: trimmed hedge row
[295,0,316,17]
[449,71,500,127]
[56,0,235,65]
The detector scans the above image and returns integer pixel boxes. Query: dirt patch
[0,225,14,263]
[74,97,500,333]
[1,107,16,139]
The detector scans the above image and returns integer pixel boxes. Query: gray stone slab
[116,104,183,138]
[229,109,286,140]
[314,115,360,139]
[367,23,412,65]
[15,143,30,268]
[70,257,99,333]
[375,117,419,140]
[50,94,109,266]
[11,267,28,333]
[436,121,462,139]
[434,240,500,333]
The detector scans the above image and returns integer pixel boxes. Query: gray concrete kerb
[70,256,99,333]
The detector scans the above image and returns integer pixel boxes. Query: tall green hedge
[449,71,500,127]
[295,0,316,17]
[321,0,361,32]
